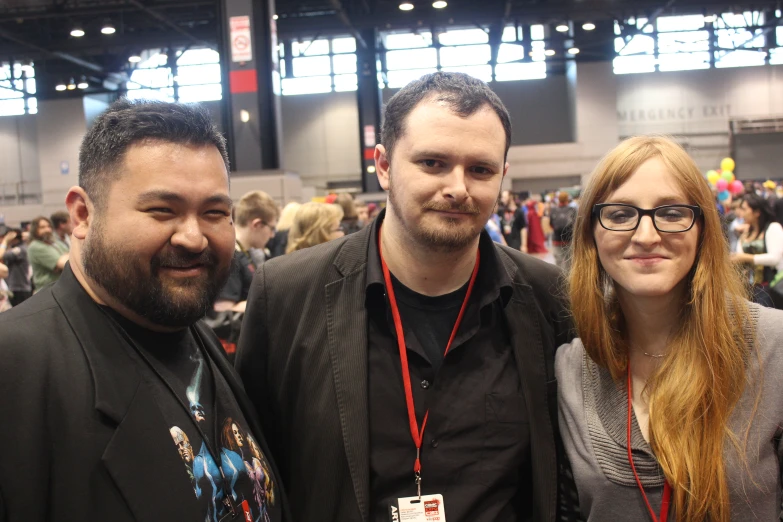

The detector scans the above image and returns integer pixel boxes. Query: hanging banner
[230,16,253,63]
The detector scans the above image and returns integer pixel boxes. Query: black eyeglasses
[592,203,702,233]
[261,221,277,233]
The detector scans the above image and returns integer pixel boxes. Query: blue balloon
[718,190,730,201]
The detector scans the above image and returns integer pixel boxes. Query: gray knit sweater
[556,303,783,521]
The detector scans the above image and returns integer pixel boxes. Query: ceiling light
[556,23,569,32]
[70,27,85,37]
[367,165,376,173]
[240,110,251,123]
[399,2,414,11]
[567,47,580,55]
[101,22,116,35]
[55,83,67,91]
[77,80,89,89]
[67,79,76,90]
[272,14,279,20]
[128,53,142,63]
[544,49,556,56]
[582,22,596,31]
[432,0,447,8]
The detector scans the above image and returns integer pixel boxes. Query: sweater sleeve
[753,222,783,267]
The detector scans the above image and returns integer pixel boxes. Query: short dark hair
[50,210,70,229]
[79,99,229,209]
[381,72,512,162]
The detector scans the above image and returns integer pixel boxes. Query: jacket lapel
[325,228,372,522]
[503,283,557,522]
[52,267,203,521]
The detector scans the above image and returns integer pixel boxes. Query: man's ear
[250,218,263,229]
[375,145,391,191]
[65,187,93,240]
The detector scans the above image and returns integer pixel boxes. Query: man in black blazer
[0,100,289,522]
[236,72,574,522]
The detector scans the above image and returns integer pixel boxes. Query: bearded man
[0,100,289,522]
[236,72,575,522]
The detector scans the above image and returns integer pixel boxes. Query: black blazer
[236,221,574,522]
[0,266,290,522]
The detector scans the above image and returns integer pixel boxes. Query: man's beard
[37,232,55,244]
[82,222,230,328]
[388,174,484,252]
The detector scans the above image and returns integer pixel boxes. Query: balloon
[721,170,735,183]
[729,180,744,195]
[716,179,728,191]
[718,190,730,201]
[707,170,720,185]
[721,157,736,172]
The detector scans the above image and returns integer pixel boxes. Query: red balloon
[729,180,744,195]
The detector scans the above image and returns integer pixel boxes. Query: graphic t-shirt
[105,309,280,522]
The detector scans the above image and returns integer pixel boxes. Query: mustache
[153,248,218,270]
[422,201,481,214]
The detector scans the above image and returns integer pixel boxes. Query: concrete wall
[0,115,40,205]
[280,90,361,190]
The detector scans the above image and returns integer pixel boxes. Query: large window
[614,11,781,74]
[279,36,358,95]
[0,61,36,116]
[277,25,552,95]
[126,48,222,102]
[381,25,547,89]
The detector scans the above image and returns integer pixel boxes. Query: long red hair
[569,136,752,522]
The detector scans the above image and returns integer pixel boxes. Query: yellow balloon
[721,157,735,172]
[707,170,720,185]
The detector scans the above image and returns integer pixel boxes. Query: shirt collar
[366,209,513,307]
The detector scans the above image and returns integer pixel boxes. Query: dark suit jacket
[236,221,574,522]
[0,265,290,522]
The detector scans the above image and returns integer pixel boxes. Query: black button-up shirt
[366,218,531,522]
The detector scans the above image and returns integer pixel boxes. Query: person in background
[356,203,370,227]
[51,210,73,247]
[762,180,777,201]
[285,202,345,253]
[27,216,69,292]
[730,193,783,307]
[1,228,32,306]
[560,135,783,521]
[485,200,507,245]
[500,195,527,252]
[214,190,279,315]
[335,193,363,235]
[267,201,301,258]
[368,202,382,220]
[525,198,549,254]
[549,192,577,270]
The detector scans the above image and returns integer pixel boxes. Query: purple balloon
[716,179,728,192]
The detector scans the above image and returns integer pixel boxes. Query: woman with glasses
[557,136,783,521]
[286,202,346,254]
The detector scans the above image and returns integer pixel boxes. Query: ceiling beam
[0,27,104,72]
[126,0,216,49]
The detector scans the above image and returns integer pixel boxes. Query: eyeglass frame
[261,221,277,233]
[592,203,702,233]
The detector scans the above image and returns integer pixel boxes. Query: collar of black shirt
[365,211,514,313]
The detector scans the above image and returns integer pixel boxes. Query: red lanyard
[378,224,480,494]
[627,363,672,522]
